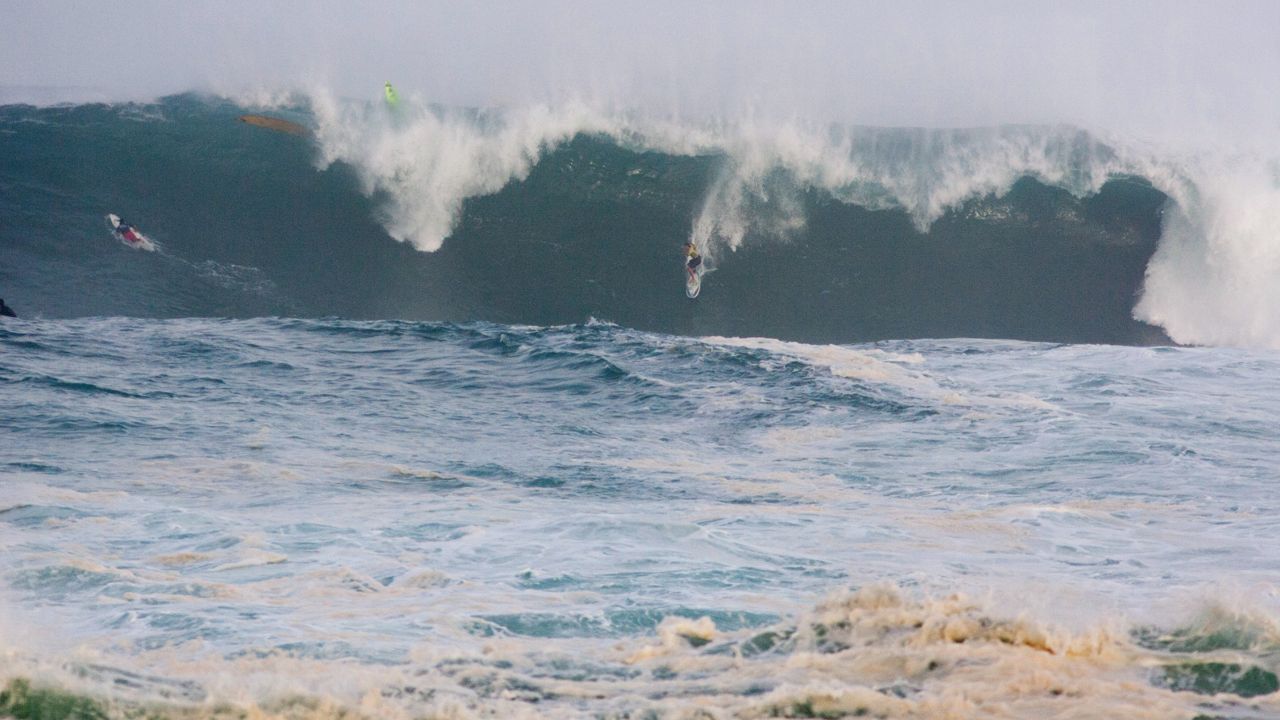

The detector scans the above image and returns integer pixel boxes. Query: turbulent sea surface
[2,318,1280,718]
[2,93,1280,718]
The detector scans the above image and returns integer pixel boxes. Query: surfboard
[686,264,703,299]
[107,214,157,252]
[237,114,311,137]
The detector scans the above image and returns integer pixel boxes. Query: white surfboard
[107,214,157,252]
[685,264,703,299]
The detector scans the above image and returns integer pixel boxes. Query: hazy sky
[4,0,1279,137]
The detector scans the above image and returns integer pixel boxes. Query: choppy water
[3,317,1279,718]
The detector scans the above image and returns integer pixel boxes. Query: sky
[3,0,1279,139]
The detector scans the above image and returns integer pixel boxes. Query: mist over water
[5,1,1279,139]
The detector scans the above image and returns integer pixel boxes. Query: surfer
[115,218,142,244]
[384,81,399,108]
[107,213,156,251]
[0,298,15,318]
[683,242,702,281]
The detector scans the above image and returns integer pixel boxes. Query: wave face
[0,93,1267,345]
[4,317,1280,718]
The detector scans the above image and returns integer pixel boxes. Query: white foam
[307,89,616,252]
[701,335,930,386]
[211,552,287,572]
[299,92,1126,258]
[1135,153,1280,349]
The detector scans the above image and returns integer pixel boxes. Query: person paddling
[116,219,141,244]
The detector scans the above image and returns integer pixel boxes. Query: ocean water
[3,317,1279,718]
[2,81,1280,719]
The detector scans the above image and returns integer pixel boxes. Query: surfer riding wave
[683,242,702,281]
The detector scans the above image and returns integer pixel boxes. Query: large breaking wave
[2,92,1278,347]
